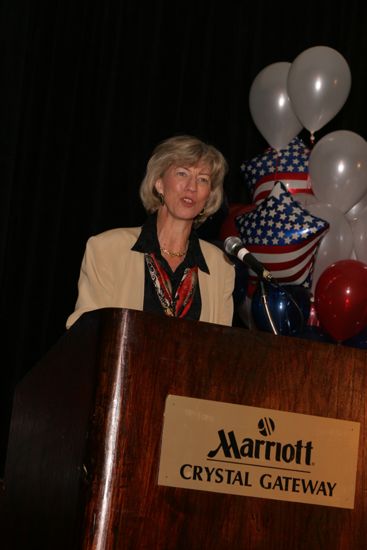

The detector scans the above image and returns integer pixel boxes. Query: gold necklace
[160,244,188,257]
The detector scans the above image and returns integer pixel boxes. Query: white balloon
[307,202,354,292]
[345,191,367,222]
[249,62,303,151]
[351,206,367,263]
[308,130,367,213]
[287,46,351,134]
[293,192,317,208]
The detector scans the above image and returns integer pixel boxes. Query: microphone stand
[258,279,306,337]
[259,281,279,336]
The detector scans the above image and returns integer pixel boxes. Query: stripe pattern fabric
[235,181,329,293]
[240,137,312,205]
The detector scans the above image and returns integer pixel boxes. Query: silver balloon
[287,46,351,134]
[308,130,367,213]
[249,62,303,151]
[307,202,354,292]
[293,192,317,208]
[351,207,367,263]
[345,191,367,222]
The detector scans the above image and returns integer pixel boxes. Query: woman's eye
[198,176,210,184]
[177,170,188,177]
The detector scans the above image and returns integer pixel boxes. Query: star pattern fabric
[235,181,329,292]
[240,137,312,205]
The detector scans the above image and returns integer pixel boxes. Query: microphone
[224,236,273,282]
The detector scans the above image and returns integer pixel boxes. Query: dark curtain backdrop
[1,0,367,473]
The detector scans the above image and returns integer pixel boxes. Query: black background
[2,0,367,473]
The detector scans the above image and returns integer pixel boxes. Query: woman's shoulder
[88,226,142,245]
[84,227,142,257]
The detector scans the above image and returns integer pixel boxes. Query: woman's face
[155,161,212,223]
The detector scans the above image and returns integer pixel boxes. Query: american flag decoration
[235,181,329,293]
[240,137,312,205]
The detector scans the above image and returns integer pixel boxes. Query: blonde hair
[139,135,228,226]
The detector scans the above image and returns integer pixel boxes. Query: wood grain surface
[3,308,366,549]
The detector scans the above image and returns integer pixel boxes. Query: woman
[66,135,235,328]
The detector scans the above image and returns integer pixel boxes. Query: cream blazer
[66,226,235,328]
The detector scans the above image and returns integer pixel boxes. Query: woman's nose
[185,175,197,191]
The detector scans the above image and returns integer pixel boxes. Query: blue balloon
[343,326,367,349]
[251,283,311,336]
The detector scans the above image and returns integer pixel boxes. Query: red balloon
[314,259,367,342]
[219,203,256,241]
[307,301,320,328]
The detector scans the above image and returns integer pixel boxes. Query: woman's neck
[156,209,192,269]
[156,209,192,253]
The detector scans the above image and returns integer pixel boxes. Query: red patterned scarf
[145,253,198,318]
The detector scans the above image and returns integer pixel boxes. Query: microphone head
[224,236,243,255]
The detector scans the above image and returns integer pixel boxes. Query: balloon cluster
[240,136,312,205]
[221,45,367,348]
[235,181,329,294]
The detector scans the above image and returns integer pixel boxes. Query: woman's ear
[154,179,163,194]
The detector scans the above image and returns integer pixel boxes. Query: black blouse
[131,214,209,320]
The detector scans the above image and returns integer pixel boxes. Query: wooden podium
[2,308,367,549]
